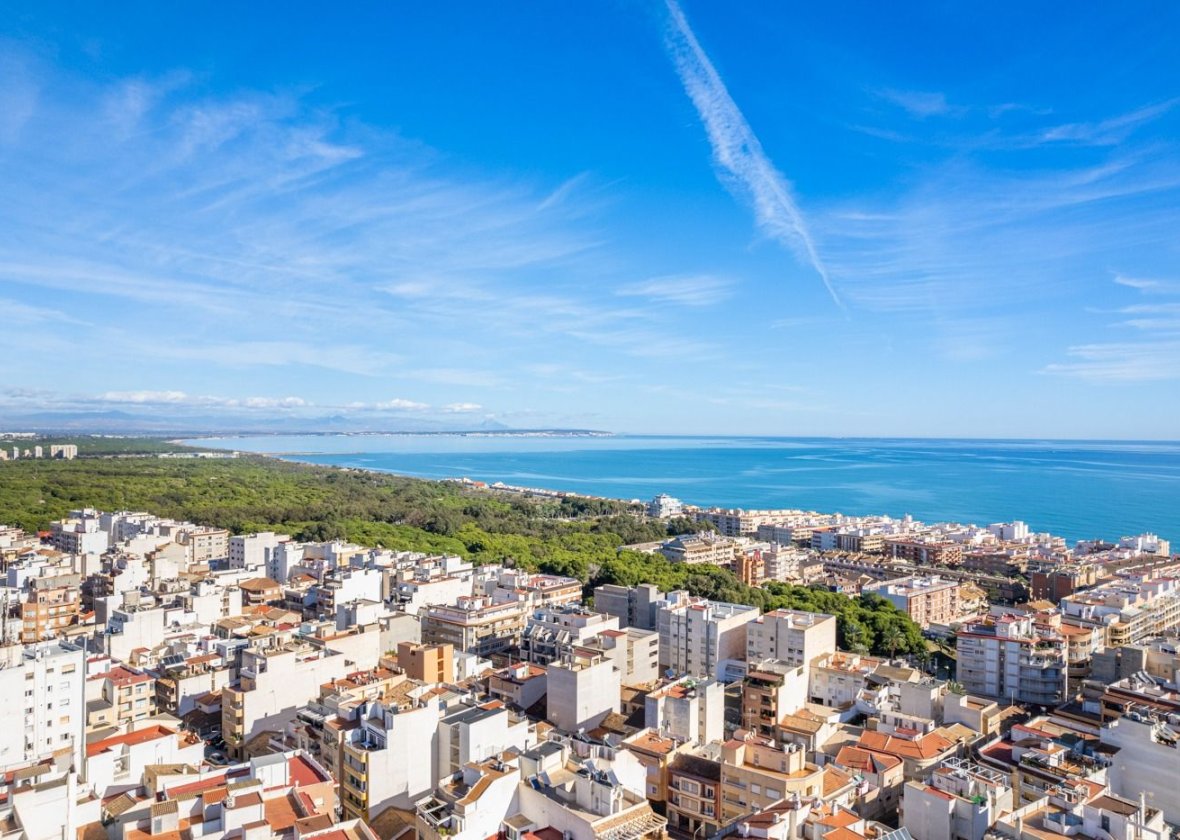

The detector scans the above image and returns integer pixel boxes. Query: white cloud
[1041,340,1180,382]
[1113,274,1180,294]
[662,0,841,306]
[876,89,963,119]
[374,398,431,411]
[442,402,482,413]
[616,274,732,306]
[100,390,190,404]
[1039,98,1179,146]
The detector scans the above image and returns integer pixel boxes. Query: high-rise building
[656,592,760,679]
[955,614,1066,706]
[745,609,837,667]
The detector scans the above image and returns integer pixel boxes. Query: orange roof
[857,730,955,761]
[824,827,867,840]
[86,725,176,757]
[97,665,152,687]
[288,754,329,787]
[264,794,302,831]
[836,745,901,773]
[817,809,861,828]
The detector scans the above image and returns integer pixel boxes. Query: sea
[187,435,1180,545]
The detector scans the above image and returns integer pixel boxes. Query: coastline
[196,439,1179,547]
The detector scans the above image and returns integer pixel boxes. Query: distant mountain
[0,408,590,436]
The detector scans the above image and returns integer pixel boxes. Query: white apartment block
[338,699,443,820]
[229,531,290,572]
[0,641,86,770]
[585,626,660,686]
[437,701,532,777]
[645,676,725,745]
[520,605,620,666]
[695,509,800,537]
[902,758,1014,840]
[746,609,837,667]
[955,614,1067,706]
[1060,576,1180,648]
[546,650,621,733]
[659,534,738,566]
[50,513,109,556]
[657,592,760,679]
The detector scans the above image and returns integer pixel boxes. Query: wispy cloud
[1113,274,1180,294]
[1041,341,1180,382]
[616,275,732,306]
[1,44,747,423]
[876,88,964,119]
[662,0,841,307]
[1044,270,1180,381]
[0,388,495,419]
[1039,98,1180,146]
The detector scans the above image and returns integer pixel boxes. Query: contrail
[664,0,843,308]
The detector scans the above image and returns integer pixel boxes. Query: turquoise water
[190,435,1180,544]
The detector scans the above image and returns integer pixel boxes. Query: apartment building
[581,626,660,686]
[512,740,667,840]
[1100,700,1180,825]
[719,733,824,824]
[86,665,157,731]
[546,649,621,733]
[338,698,443,821]
[222,642,347,756]
[229,531,290,571]
[396,641,454,683]
[592,583,665,630]
[481,569,583,610]
[647,494,684,518]
[1060,576,1180,648]
[956,614,1067,706]
[1090,635,1180,685]
[884,538,963,566]
[901,758,1013,840]
[863,576,961,629]
[808,652,884,709]
[175,525,230,564]
[416,753,520,840]
[657,592,760,679]
[437,701,532,777]
[488,663,548,710]
[421,596,526,658]
[696,509,799,537]
[0,641,86,770]
[746,609,837,667]
[49,511,109,555]
[660,534,739,566]
[83,724,204,798]
[520,605,620,665]
[646,676,726,745]
[666,751,723,838]
[20,573,82,642]
[740,661,808,739]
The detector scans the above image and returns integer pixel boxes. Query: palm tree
[882,626,904,660]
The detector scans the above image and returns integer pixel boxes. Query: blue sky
[1,2,1178,437]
